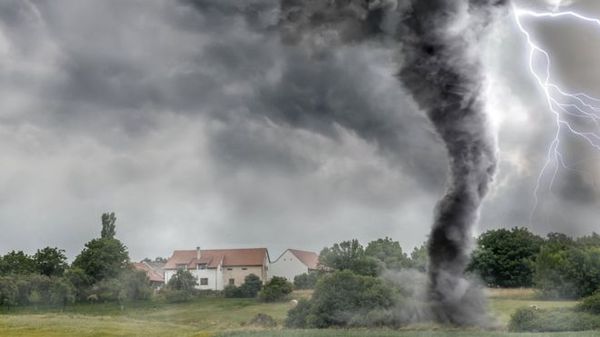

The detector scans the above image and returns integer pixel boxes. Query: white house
[164,247,270,290]
[269,249,319,282]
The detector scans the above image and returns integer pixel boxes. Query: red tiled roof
[132,262,164,283]
[164,248,268,270]
[288,249,319,269]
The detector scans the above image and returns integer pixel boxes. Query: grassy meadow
[0,289,585,337]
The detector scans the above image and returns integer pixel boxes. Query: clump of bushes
[259,276,293,302]
[286,270,397,328]
[293,272,319,290]
[160,270,197,303]
[509,306,600,332]
[224,274,263,298]
[0,275,75,309]
[577,291,600,314]
[247,313,277,327]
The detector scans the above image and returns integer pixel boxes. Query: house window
[227,268,233,271]
[242,267,247,270]
[200,278,208,286]
[197,264,206,270]
[229,278,235,286]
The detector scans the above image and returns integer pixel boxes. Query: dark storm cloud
[0,0,598,261]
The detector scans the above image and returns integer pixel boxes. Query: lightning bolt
[512,3,600,223]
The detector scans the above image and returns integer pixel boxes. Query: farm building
[269,249,319,282]
[164,247,270,290]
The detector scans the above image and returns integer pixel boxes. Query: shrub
[119,270,152,301]
[48,278,75,306]
[294,272,319,290]
[509,307,539,332]
[0,277,18,309]
[285,270,396,328]
[534,243,600,299]
[223,284,243,298]
[259,276,293,302]
[163,289,193,303]
[577,291,600,314]
[166,270,197,292]
[239,274,262,298]
[509,307,600,332]
[286,298,313,328]
[163,270,197,302]
[247,313,277,327]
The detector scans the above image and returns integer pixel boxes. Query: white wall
[164,267,224,290]
[269,250,309,282]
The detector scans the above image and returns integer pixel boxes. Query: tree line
[0,213,151,309]
[286,229,600,328]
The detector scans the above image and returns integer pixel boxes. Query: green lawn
[217,331,600,337]
[0,289,588,337]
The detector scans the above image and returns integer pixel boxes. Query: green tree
[294,272,319,290]
[166,270,197,291]
[0,276,18,309]
[468,227,544,287]
[0,251,36,275]
[319,240,379,276]
[534,238,600,299]
[409,243,428,272]
[72,214,129,283]
[365,237,411,270]
[258,276,293,302]
[72,238,129,283]
[33,247,68,277]
[163,269,197,303]
[239,274,262,298]
[286,270,395,328]
[101,212,117,239]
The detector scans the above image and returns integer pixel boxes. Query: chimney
[196,246,201,260]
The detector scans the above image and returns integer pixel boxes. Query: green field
[0,289,586,337]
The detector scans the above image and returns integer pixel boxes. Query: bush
[247,313,277,327]
[509,307,539,332]
[286,298,313,328]
[285,270,396,328]
[119,270,152,301]
[0,276,18,309]
[239,274,262,298]
[294,272,319,290]
[534,243,600,299]
[223,284,243,298]
[166,270,197,292]
[163,270,197,302]
[577,291,600,314]
[259,277,293,302]
[509,307,600,332]
[162,289,193,303]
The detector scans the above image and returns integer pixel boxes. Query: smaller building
[164,248,270,290]
[269,249,319,282]
[132,261,165,289]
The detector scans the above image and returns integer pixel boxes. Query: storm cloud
[0,0,598,260]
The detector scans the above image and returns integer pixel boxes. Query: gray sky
[0,0,598,261]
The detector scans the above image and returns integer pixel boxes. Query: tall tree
[101,212,117,239]
[73,213,129,282]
